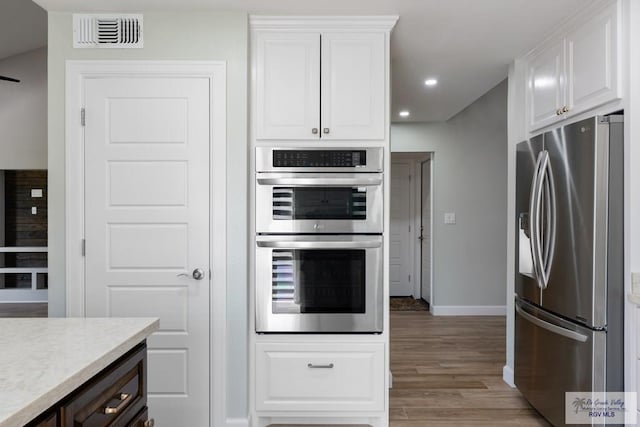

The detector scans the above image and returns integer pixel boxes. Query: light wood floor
[0,302,47,317]
[390,311,550,427]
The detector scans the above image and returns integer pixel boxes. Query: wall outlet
[31,189,43,198]
[32,207,37,215]
[444,212,456,224]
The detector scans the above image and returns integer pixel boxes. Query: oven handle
[256,177,382,186]
[257,240,382,249]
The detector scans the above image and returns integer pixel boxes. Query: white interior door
[84,77,210,426]
[420,160,432,304]
[390,162,412,296]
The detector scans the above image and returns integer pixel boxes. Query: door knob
[192,268,205,280]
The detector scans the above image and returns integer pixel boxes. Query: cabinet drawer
[62,343,147,427]
[256,342,384,412]
[127,407,151,427]
[27,410,57,427]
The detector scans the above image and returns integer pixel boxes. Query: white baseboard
[226,417,250,427]
[431,305,507,316]
[503,365,515,388]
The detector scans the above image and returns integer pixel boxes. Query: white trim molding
[502,365,516,388]
[226,418,250,427]
[249,15,398,31]
[64,60,228,427]
[431,305,507,316]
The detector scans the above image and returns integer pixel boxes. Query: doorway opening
[389,152,432,310]
[0,170,48,317]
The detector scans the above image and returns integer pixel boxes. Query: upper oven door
[256,173,383,233]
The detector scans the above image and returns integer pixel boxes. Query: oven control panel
[273,150,367,168]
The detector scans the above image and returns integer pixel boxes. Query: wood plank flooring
[390,311,549,426]
[0,302,47,317]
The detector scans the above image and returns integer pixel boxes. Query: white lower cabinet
[255,342,385,412]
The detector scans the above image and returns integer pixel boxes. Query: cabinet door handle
[312,128,319,134]
[556,108,562,116]
[323,128,330,134]
[561,105,569,113]
[308,363,334,369]
[103,392,132,414]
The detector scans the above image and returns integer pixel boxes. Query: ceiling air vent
[73,14,143,48]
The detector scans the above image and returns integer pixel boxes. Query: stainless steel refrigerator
[514,115,624,427]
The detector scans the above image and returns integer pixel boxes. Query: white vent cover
[73,14,143,48]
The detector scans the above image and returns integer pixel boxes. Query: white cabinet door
[566,1,620,115]
[321,32,385,140]
[256,32,320,140]
[84,77,211,426]
[527,40,566,131]
[255,342,384,411]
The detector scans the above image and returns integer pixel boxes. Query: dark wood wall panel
[3,170,47,288]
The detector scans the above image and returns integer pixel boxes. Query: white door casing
[390,162,412,297]
[420,160,432,304]
[65,61,227,427]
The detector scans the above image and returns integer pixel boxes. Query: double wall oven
[255,147,384,333]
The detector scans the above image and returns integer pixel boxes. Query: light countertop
[0,317,159,427]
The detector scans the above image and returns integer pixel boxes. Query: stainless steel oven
[255,234,383,333]
[256,147,383,234]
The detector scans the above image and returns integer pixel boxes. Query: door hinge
[209,269,212,280]
[408,225,411,232]
[408,274,411,282]
[81,238,86,256]
[81,108,85,126]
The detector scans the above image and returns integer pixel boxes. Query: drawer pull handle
[103,392,132,414]
[307,363,334,369]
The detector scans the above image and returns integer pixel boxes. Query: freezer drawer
[515,299,606,427]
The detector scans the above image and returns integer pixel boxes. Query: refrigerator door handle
[540,157,557,289]
[516,303,588,343]
[529,151,548,289]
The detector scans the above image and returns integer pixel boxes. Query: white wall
[391,80,508,309]
[0,48,47,169]
[47,11,249,420]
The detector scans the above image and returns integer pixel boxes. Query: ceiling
[27,0,588,122]
[0,0,46,60]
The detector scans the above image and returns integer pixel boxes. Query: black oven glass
[272,249,365,314]
[273,187,366,220]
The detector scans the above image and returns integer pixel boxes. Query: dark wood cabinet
[26,342,153,427]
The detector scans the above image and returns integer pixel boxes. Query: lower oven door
[256,235,383,333]
[255,173,383,234]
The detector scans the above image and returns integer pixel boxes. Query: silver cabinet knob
[312,128,319,134]
[192,268,205,280]
[323,128,330,134]
[144,420,155,427]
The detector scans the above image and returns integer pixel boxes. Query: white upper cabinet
[525,0,621,132]
[252,18,392,142]
[256,32,321,140]
[566,2,620,116]
[321,33,385,140]
[527,40,566,131]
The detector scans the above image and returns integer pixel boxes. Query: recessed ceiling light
[424,78,438,86]
[399,110,410,117]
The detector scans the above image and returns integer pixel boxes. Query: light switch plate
[31,207,37,215]
[31,189,43,198]
[444,212,456,224]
